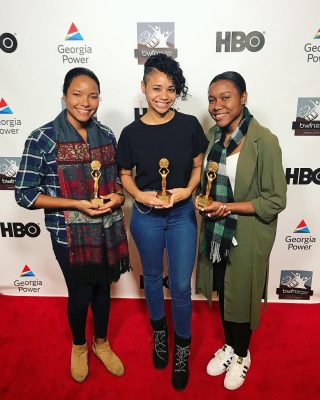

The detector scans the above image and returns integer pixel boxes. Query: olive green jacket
[195,118,287,329]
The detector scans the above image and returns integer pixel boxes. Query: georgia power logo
[216,31,265,52]
[0,157,21,190]
[304,27,320,63]
[0,98,22,135]
[57,23,92,64]
[14,265,43,294]
[285,220,316,251]
[0,32,18,53]
[134,22,177,65]
[276,270,313,300]
[292,97,320,136]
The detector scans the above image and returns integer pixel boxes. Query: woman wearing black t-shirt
[116,54,208,390]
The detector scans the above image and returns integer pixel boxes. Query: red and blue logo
[20,265,35,277]
[294,220,310,233]
[0,98,13,114]
[65,23,83,41]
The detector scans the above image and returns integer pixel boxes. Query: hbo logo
[0,33,18,53]
[0,222,41,237]
[216,31,265,52]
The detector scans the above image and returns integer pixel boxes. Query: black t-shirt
[116,111,208,191]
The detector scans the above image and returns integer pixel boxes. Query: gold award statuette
[90,160,105,206]
[197,161,219,207]
[157,158,171,204]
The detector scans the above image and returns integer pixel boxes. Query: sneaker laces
[153,330,167,360]
[215,345,233,367]
[173,345,190,372]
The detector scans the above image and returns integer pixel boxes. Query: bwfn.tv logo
[216,31,265,52]
[276,270,313,300]
[134,22,177,64]
[292,98,320,136]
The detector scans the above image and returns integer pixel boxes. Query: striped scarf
[202,107,252,263]
[53,110,130,283]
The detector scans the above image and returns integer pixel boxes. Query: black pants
[52,240,110,345]
[218,286,252,357]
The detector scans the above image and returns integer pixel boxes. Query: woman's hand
[194,197,231,219]
[99,192,125,212]
[161,187,192,208]
[135,191,166,208]
[75,200,110,217]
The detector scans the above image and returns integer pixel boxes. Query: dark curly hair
[143,53,189,101]
[209,71,246,95]
[63,67,100,95]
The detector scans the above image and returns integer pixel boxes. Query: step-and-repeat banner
[1,0,319,303]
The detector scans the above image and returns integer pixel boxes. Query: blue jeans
[131,197,197,338]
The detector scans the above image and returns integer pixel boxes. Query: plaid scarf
[53,111,130,283]
[202,107,253,263]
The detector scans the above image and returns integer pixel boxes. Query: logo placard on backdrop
[14,265,43,294]
[0,222,41,238]
[57,23,92,64]
[292,98,320,136]
[134,22,177,64]
[286,168,320,185]
[0,32,18,53]
[276,270,313,300]
[284,220,316,251]
[0,157,20,190]
[0,98,22,135]
[216,31,265,52]
[304,28,320,63]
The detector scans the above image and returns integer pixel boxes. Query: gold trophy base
[90,198,105,206]
[197,194,213,207]
[157,191,171,204]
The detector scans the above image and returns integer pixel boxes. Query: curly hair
[143,53,189,101]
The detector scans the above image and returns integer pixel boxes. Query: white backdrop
[1,0,319,304]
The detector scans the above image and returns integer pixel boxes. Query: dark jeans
[52,240,110,345]
[131,198,197,338]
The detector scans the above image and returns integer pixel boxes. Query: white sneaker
[206,344,234,376]
[224,351,251,390]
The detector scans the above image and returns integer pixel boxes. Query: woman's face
[64,75,99,129]
[141,69,176,116]
[208,79,247,133]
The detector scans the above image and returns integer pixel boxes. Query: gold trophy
[197,161,219,207]
[157,158,171,203]
[90,160,104,206]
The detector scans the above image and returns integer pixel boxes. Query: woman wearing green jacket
[195,71,286,391]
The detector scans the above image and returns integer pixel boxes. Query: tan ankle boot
[71,343,88,383]
[92,338,124,376]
